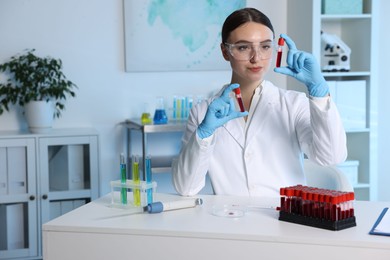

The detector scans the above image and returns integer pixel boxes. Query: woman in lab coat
[172,8,347,197]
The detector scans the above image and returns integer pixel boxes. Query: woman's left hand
[274,33,329,97]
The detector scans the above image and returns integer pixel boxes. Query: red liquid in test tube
[276,37,284,67]
[233,88,245,112]
[278,185,356,231]
[280,188,286,211]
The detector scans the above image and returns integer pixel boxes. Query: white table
[43,193,390,260]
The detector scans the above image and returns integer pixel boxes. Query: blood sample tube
[292,188,298,214]
[308,191,314,217]
[330,194,337,221]
[285,187,294,213]
[319,193,324,220]
[324,193,331,220]
[313,192,319,218]
[302,190,309,217]
[280,187,286,212]
[233,87,245,112]
[276,37,285,67]
[349,192,355,217]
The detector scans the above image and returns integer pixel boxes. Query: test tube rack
[278,185,356,231]
[110,180,157,209]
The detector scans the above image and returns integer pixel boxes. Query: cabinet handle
[42,194,48,200]
[29,195,35,201]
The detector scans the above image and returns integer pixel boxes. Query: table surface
[43,193,390,259]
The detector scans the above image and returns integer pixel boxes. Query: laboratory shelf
[353,183,371,189]
[322,71,370,77]
[321,14,372,20]
[123,119,186,179]
[124,119,187,133]
[345,128,370,134]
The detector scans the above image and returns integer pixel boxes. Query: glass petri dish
[211,204,247,218]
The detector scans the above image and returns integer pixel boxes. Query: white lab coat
[172,80,347,197]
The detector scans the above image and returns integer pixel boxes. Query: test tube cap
[278,37,285,46]
[233,87,241,95]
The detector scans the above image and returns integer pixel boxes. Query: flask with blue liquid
[153,97,168,124]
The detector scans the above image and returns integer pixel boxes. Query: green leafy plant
[0,49,77,118]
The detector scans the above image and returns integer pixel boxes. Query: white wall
[0,0,287,195]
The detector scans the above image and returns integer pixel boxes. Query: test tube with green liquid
[132,155,141,206]
[120,153,127,205]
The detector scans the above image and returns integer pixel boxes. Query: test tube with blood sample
[278,185,356,231]
[276,37,285,67]
[233,87,245,112]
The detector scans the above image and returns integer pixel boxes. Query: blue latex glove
[197,84,248,139]
[274,34,329,97]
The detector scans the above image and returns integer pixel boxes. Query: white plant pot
[24,101,54,133]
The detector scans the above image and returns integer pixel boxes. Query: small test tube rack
[172,95,193,120]
[278,185,356,231]
[110,180,157,209]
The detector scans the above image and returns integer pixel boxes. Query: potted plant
[0,49,77,133]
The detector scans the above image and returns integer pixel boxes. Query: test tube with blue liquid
[132,155,141,206]
[145,155,153,204]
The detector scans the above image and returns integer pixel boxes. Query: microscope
[321,31,351,72]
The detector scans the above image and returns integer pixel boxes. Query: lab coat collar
[223,117,246,148]
[223,81,278,148]
[245,82,277,145]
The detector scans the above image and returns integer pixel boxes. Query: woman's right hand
[197,84,248,139]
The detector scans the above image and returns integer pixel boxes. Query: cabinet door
[0,138,38,259]
[38,135,99,225]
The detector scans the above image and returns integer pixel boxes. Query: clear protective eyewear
[224,41,276,61]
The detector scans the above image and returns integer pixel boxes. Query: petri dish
[211,204,247,218]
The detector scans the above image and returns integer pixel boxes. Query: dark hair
[221,8,274,43]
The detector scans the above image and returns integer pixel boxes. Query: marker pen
[120,153,127,205]
[276,37,285,67]
[233,87,245,112]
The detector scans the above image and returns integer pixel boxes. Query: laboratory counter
[43,193,390,260]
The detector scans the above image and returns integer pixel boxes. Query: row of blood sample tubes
[279,185,355,222]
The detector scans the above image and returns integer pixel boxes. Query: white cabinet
[286,0,377,200]
[0,128,99,259]
[0,138,37,259]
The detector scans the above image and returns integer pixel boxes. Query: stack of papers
[370,208,390,236]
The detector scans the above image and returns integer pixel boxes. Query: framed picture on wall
[123,0,247,72]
